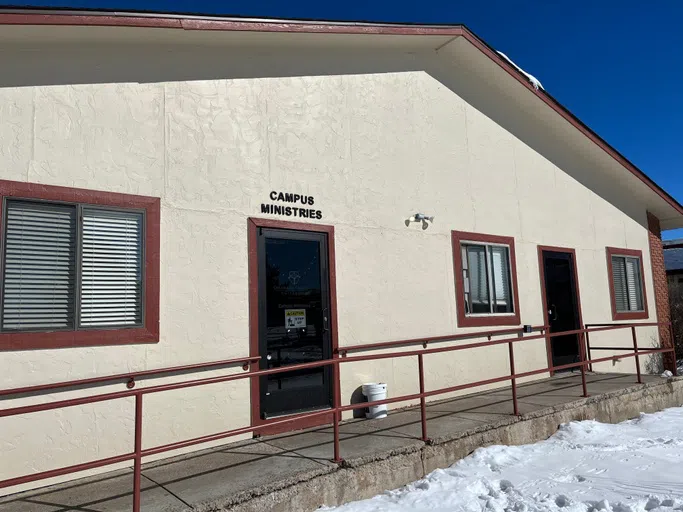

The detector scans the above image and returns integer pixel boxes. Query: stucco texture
[0,41,661,494]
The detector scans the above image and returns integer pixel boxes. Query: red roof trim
[0,12,182,28]
[180,18,464,35]
[0,12,681,218]
[0,13,464,34]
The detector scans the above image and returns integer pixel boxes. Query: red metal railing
[0,322,676,512]
[585,322,677,376]
[0,355,261,398]
[336,324,547,355]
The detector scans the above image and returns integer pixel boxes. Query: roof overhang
[1,10,681,229]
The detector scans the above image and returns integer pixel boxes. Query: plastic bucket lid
[362,383,387,395]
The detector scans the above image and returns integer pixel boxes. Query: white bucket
[362,382,388,419]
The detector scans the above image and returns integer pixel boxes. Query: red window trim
[606,246,649,321]
[0,180,160,350]
[451,230,521,328]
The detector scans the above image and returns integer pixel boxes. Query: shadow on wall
[0,44,424,87]
[0,37,647,230]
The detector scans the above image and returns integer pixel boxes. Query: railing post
[578,329,588,398]
[632,326,642,384]
[585,329,593,372]
[544,327,552,375]
[508,341,519,416]
[133,394,143,512]
[670,322,678,377]
[332,360,343,463]
[418,354,428,442]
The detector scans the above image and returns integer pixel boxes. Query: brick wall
[647,211,675,371]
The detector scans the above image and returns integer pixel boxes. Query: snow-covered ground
[325,406,683,512]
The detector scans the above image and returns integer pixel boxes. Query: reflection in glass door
[257,228,332,418]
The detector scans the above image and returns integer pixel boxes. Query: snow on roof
[496,51,544,91]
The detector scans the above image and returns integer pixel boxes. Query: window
[2,200,144,331]
[0,181,159,349]
[461,244,513,314]
[606,247,648,321]
[611,255,643,312]
[452,231,521,327]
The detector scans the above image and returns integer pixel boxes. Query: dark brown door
[542,250,581,369]
[257,228,332,419]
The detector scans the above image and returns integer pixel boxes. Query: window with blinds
[80,208,143,328]
[2,202,76,331]
[461,243,514,315]
[1,200,144,332]
[611,255,644,312]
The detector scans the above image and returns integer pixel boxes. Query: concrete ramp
[1,373,681,512]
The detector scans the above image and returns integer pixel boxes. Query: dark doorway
[257,228,333,419]
[540,249,582,370]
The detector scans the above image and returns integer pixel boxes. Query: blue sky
[7,0,683,236]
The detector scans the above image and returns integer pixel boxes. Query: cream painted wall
[0,43,661,495]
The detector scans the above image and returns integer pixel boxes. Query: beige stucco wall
[0,39,662,494]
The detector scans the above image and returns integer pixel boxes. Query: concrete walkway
[0,372,666,512]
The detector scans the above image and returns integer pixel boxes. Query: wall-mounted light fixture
[405,213,435,230]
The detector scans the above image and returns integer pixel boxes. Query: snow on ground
[324,407,683,512]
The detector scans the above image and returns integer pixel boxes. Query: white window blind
[0,201,144,333]
[462,243,513,315]
[625,258,644,311]
[491,246,512,313]
[464,245,489,313]
[611,255,644,312]
[2,201,76,330]
[80,208,143,328]
[612,257,628,311]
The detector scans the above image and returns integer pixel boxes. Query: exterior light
[405,213,435,230]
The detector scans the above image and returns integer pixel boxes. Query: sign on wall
[261,191,322,220]
[285,309,306,329]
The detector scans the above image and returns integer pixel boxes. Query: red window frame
[0,180,160,350]
[606,247,649,321]
[451,230,521,328]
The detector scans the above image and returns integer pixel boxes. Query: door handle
[548,304,558,321]
[266,353,272,361]
[322,308,329,332]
